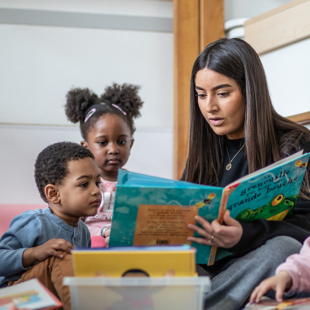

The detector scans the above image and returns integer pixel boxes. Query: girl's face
[81,114,133,181]
[195,68,245,140]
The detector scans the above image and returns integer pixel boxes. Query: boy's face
[56,157,101,219]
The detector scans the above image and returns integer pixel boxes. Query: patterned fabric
[276,236,310,295]
[84,177,117,236]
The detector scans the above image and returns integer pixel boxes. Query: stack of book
[64,245,210,310]
[0,279,62,310]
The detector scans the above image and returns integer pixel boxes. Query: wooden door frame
[173,0,224,179]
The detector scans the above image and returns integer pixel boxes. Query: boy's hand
[250,271,293,304]
[34,239,73,260]
[22,239,73,267]
[104,228,110,245]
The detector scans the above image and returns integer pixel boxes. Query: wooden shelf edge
[287,111,310,125]
[244,0,310,55]
[244,0,307,26]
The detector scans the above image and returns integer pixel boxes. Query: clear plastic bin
[63,277,210,310]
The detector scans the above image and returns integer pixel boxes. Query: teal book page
[110,172,224,264]
[117,169,213,189]
[227,153,310,222]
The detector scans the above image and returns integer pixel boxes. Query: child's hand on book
[250,271,293,304]
[187,210,242,248]
[22,239,73,267]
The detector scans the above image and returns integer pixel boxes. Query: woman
[182,38,310,309]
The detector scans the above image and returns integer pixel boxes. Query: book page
[226,153,310,221]
[0,279,61,310]
[133,205,198,246]
[227,150,304,188]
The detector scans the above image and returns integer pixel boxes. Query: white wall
[225,0,292,20]
[0,124,173,204]
[260,38,310,117]
[0,24,173,128]
[0,0,174,204]
[0,0,173,17]
[225,0,310,118]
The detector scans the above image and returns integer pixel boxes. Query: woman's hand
[187,210,243,248]
[250,271,293,304]
[104,228,111,245]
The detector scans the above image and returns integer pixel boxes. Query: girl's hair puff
[65,83,143,141]
[65,88,99,124]
[101,83,143,134]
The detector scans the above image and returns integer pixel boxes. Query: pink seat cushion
[0,204,46,238]
[91,236,108,248]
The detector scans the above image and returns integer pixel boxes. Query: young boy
[0,142,101,310]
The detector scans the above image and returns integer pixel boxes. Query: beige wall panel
[245,0,310,55]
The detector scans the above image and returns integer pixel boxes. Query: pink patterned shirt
[84,177,117,236]
[276,236,310,295]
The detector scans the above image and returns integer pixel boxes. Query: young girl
[250,235,310,304]
[65,83,143,243]
[181,38,310,310]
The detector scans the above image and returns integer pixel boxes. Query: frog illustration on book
[236,194,298,223]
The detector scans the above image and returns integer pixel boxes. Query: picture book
[244,297,310,309]
[109,151,310,265]
[72,245,196,277]
[0,279,62,310]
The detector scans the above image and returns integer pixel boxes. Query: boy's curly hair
[65,83,143,140]
[35,142,95,203]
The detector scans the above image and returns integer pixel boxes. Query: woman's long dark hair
[185,38,310,199]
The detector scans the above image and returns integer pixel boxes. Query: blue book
[109,151,309,265]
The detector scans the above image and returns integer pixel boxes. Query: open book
[109,151,309,265]
[0,279,62,310]
[245,297,310,309]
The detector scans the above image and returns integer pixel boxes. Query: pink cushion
[0,204,46,238]
[91,236,108,248]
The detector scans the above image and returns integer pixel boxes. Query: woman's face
[195,68,245,140]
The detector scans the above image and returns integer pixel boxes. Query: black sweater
[181,137,310,270]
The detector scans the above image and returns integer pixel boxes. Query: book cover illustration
[110,152,309,264]
[0,279,62,310]
[244,297,310,309]
[72,245,197,277]
[109,177,224,264]
[226,154,309,222]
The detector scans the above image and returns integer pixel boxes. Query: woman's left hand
[187,210,243,248]
[104,228,111,245]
